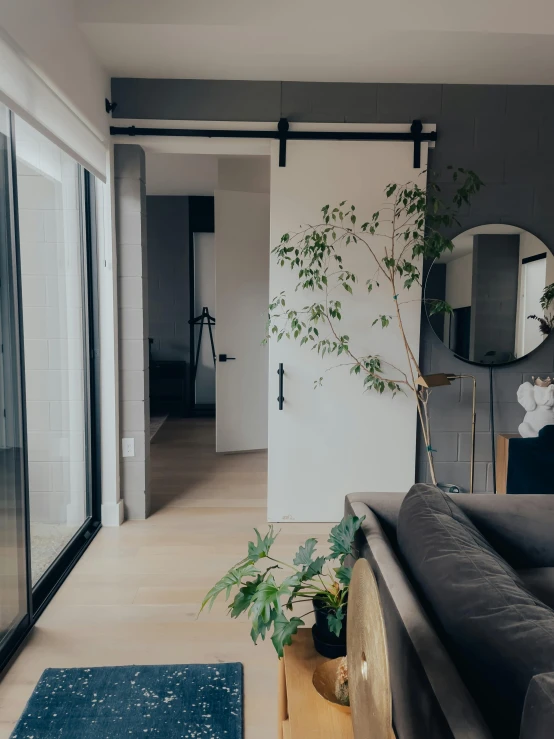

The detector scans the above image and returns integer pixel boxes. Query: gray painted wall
[113,79,554,491]
[146,196,190,362]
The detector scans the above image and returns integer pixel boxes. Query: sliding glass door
[0,103,30,662]
[0,108,100,670]
[13,117,92,586]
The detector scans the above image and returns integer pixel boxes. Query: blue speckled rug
[10,663,243,738]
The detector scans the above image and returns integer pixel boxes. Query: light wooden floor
[0,418,331,738]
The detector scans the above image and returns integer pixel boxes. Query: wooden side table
[496,433,520,494]
[278,629,353,739]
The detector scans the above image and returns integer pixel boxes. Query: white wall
[445,253,472,309]
[444,252,472,344]
[194,233,216,405]
[218,156,270,193]
[518,230,554,288]
[1,0,109,140]
[96,167,123,526]
[145,153,218,196]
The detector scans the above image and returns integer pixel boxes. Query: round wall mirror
[425,225,553,365]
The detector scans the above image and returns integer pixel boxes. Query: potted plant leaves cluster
[201,515,364,658]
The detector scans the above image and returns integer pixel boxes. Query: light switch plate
[122,437,135,457]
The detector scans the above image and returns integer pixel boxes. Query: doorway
[145,153,271,460]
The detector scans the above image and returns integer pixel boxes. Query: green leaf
[249,574,301,629]
[284,555,326,612]
[293,538,317,567]
[201,562,260,612]
[327,607,345,638]
[427,299,453,316]
[228,574,264,618]
[249,575,284,630]
[335,565,352,586]
[328,515,365,564]
[251,607,278,644]
[541,283,554,311]
[247,526,278,562]
[271,613,304,658]
[303,556,326,579]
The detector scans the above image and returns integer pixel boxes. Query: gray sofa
[345,492,554,739]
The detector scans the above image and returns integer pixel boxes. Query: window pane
[14,116,89,585]
[0,104,28,649]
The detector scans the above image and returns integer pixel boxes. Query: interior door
[268,136,429,521]
[215,189,270,453]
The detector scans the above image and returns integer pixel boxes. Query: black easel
[189,307,216,382]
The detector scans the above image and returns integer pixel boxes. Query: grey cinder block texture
[115,144,150,519]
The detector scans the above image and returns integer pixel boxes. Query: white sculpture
[517,377,554,438]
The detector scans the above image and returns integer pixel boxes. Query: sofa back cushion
[397,484,554,739]
[518,568,554,610]
[520,673,554,739]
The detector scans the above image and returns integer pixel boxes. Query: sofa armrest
[520,673,554,739]
[346,499,492,739]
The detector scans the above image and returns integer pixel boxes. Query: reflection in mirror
[425,225,553,365]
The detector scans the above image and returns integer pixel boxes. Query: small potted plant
[200,515,365,658]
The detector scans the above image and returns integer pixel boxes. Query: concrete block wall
[114,144,150,519]
[112,79,554,492]
[15,118,86,525]
[146,196,189,361]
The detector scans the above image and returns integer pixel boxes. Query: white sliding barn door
[268,135,429,522]
[215,189,270,453]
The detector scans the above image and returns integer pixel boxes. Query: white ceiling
[145,153,218,195]
[76,0,554,84]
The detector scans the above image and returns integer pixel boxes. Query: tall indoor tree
[266,168,483,484]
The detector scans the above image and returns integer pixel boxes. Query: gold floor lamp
[417,373,477,494]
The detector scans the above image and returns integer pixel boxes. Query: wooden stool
[278,629,353,739]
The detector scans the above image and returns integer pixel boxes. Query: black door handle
[218,354,236,362]
[277,363,284,410]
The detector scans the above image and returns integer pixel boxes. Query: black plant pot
[312,597,347,658]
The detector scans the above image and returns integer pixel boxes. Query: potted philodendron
[200,515,365,658]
